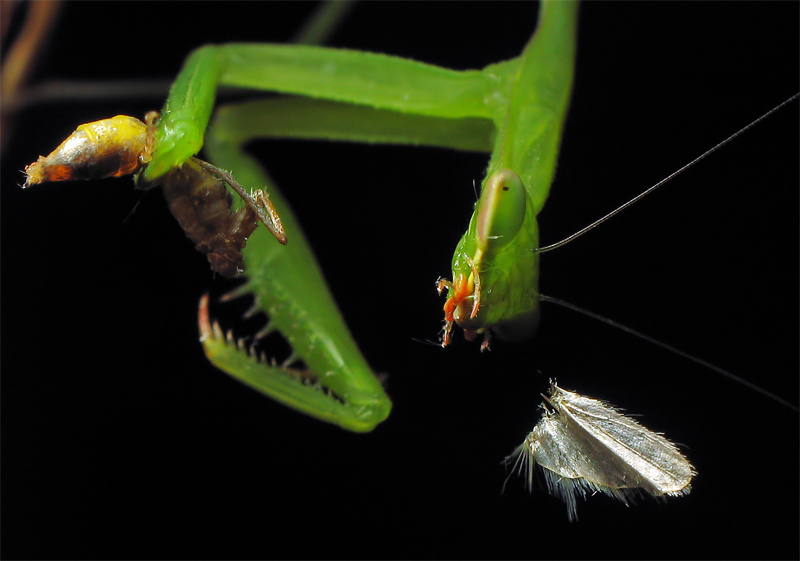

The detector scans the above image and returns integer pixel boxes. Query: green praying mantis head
[435,1,576,349]
[438,168,541,349]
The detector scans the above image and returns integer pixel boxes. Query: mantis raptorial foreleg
[196,98,495,428]
[148,1,576,350]
[144,44,499,180]
[132,2,576,431]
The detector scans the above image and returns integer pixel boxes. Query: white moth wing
[509,382,695,521]
[531,403,658,492]
[553,385,695,495]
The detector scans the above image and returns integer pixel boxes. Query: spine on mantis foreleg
[148,45,402,431]
[202,121,391,432]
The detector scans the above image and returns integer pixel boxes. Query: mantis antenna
[531,93,800,415]
[537,93,800,254]
[539,294,800,413]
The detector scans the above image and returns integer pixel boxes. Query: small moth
[506,381,695,521]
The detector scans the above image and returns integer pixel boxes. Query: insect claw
[198,293,213,342]
[436,277,452,295]
[440,320,453,348]
[479,331,492,352]
[253,189,287,245]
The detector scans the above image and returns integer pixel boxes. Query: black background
[2,2,798,559]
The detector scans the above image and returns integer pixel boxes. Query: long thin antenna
[537,93,799,254]
[540,294,799,413]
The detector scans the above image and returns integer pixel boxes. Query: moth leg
[479,330,492,352]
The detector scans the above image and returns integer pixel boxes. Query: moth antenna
[536,93,799,254]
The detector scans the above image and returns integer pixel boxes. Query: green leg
[144,44,498,180]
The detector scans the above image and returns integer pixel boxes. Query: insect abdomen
[160,158,259,278]
[23,116,148,186]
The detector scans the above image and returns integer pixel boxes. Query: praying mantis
[2,1,797,558]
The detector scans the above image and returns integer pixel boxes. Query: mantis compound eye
[475,169,526,251]
[23,116,148,187]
